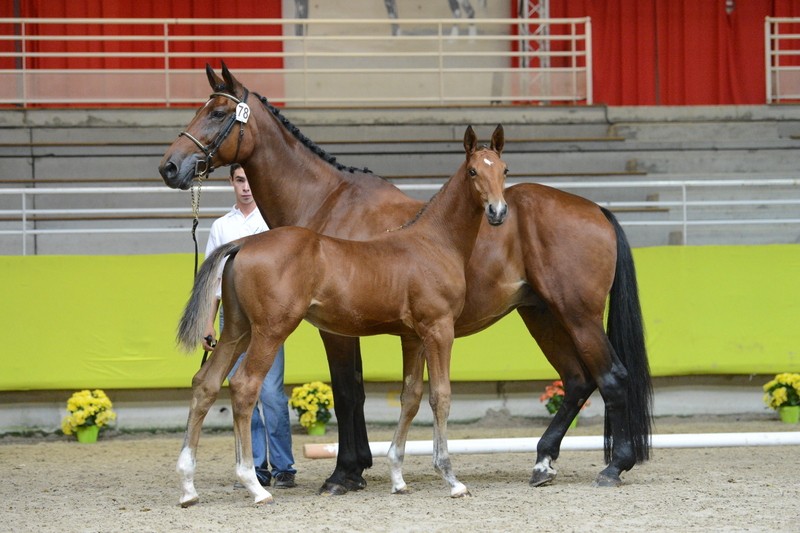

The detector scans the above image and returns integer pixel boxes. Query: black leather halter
[179,87,250,179]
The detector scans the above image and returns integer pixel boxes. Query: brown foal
[172,124,508,505]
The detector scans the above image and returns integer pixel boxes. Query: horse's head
[159,62,258,190]
[463,125,508,226]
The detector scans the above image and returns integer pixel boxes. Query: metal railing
[765,17,800,103]
[0,16,592,107]
[2,178,799,254]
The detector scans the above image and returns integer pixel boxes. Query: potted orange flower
[539,380,590,428]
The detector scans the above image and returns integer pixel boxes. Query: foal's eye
[468,168,477,177]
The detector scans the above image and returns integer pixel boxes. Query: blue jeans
[223,311,296,475]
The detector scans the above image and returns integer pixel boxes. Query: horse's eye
[504,167,509,175]
[468,168,477,177]
[210,109,226,120]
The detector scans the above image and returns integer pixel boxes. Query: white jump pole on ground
[303,432,800,459]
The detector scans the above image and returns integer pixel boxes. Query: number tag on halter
[235,102,250,123]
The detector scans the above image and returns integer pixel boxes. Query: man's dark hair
[229,163,243,178]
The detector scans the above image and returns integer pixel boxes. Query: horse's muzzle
[158,157,197,190]
[486,202,508,226]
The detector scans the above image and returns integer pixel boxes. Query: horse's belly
[454,279,538,337]
[304,303,409,338]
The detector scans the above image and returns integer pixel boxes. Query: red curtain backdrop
[7,1,800,105]
[548,0,791,105]
[5,0,284,71]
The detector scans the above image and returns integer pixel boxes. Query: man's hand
[202,333,217,351]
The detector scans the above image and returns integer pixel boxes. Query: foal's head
[463,125,508,226]
[159,62,258,190]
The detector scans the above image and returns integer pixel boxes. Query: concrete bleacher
[2,104,800,254]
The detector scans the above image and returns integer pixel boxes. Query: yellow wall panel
[1,245,798,391]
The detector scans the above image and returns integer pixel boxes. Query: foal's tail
[601,207,653,464]
[176,241,241,352]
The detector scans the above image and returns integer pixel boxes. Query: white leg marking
[176,447,199,506]
[387,444,408,494]
[533,456,557,475]
[236,463,274,505]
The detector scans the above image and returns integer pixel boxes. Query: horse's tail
[176,241,241,353]
[601,207,653,464]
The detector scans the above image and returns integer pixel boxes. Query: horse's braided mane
[254,93,374,176]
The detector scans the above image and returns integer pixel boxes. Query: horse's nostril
[160,161,178,180]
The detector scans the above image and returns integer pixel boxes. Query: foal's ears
[490,124,505,155]
[464,125,478,158]
[205,64,226,92]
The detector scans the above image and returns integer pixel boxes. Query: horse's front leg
[176,337,243,507]
[318,332,371,496]
[422,321,469,498]
[387,336,426,494]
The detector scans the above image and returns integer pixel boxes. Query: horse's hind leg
[228,328,290,505]
[517,306,596,487]
[387,336,426,494]
[176,332,247,507]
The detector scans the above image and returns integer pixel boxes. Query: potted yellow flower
[539,380,590,429]
[61,389,117,443]
[289,381,334,435]
[763,373,800,424]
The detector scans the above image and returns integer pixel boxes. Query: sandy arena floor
[1,413,798,532]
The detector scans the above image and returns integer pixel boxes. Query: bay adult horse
[159,64,652,494]
[174,125,508,505]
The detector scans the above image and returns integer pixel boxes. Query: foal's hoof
[318,482,349,496]
[179,496,199,508]
[593,473,623,487]
[529,470,556,487]
[254,494,275,505]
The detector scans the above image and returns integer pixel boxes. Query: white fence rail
[0,16,592,107]
[765,17,800,103]
[2,179,799,255]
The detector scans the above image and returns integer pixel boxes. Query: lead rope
[190,178,210,368]
[190,178,202,277]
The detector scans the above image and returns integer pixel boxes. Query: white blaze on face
[483,157,494,166]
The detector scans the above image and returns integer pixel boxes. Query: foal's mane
[254,93,374,176]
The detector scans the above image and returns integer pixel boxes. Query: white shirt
[205,205,269,297]
[205,205,269,256]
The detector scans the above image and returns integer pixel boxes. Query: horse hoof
[392,486,413,495]
[255,494,275,505]
[529,470,556,487]
[451,489,471,498]
[344,476,367,491]
[593,473,622,488]
[179,496,199,508]
[318,482,348,496]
